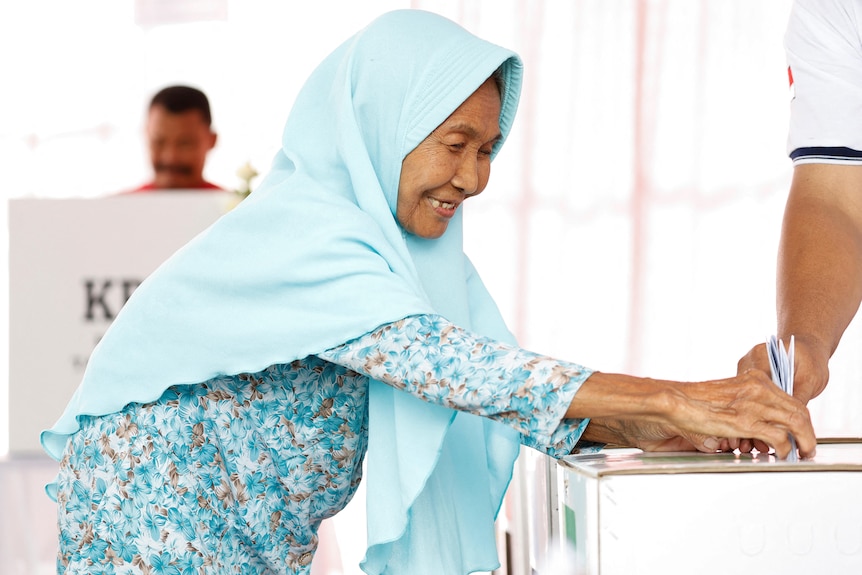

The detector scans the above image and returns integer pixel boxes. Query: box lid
[559,441,862,478]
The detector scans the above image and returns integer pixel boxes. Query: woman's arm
[320,314,816,460]
[572,371,817,460]
[318,314,593,457]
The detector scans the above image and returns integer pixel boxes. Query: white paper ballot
[766,334,798,462]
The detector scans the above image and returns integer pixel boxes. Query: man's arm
[772,163,862,403]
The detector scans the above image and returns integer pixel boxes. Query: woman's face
[396,77,502,239]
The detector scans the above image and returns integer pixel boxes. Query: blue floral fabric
[56,315,595,574]
[318,314,594,457]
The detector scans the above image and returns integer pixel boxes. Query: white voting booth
[8,193,234,454]
[3,193,235,575]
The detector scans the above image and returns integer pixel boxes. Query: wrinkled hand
[582,415,705,453]
[677,369,815,459]
[733,337,828,453]
[613,421,704,453]
[585,369,816,460]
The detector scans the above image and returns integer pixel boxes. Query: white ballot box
[8,192,236,454]
[558,443,862,575]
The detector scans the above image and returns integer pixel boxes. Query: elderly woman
[42,9,815,575]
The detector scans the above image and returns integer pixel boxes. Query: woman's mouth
[429,197,458,219]
[430,198,456,210]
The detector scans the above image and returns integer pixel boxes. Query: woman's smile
[396,77,502,239]
[428,196,458,215]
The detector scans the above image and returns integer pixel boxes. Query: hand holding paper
[766,335,799,462]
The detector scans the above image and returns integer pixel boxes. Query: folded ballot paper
[766,335,798,462]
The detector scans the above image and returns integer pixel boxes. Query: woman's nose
[452,154,479,196]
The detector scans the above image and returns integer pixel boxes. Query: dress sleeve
[317,314,601,458]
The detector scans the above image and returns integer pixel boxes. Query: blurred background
[2,0,860,573]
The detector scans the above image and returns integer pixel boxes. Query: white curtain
[2,1,858,574]
[419,0,857,438]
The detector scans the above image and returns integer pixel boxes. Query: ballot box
[557,442,862,575]
[8,192,236,454]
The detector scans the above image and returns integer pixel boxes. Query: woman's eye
[447,142,466,151]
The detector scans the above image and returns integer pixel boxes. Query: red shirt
[130,181,224,192]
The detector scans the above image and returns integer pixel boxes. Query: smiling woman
[396,77,502,238]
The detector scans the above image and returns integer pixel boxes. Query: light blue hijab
[42,9,523,574]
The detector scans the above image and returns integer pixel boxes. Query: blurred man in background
[133,85,222,191]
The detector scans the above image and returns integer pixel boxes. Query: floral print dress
[56,314,595,574]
